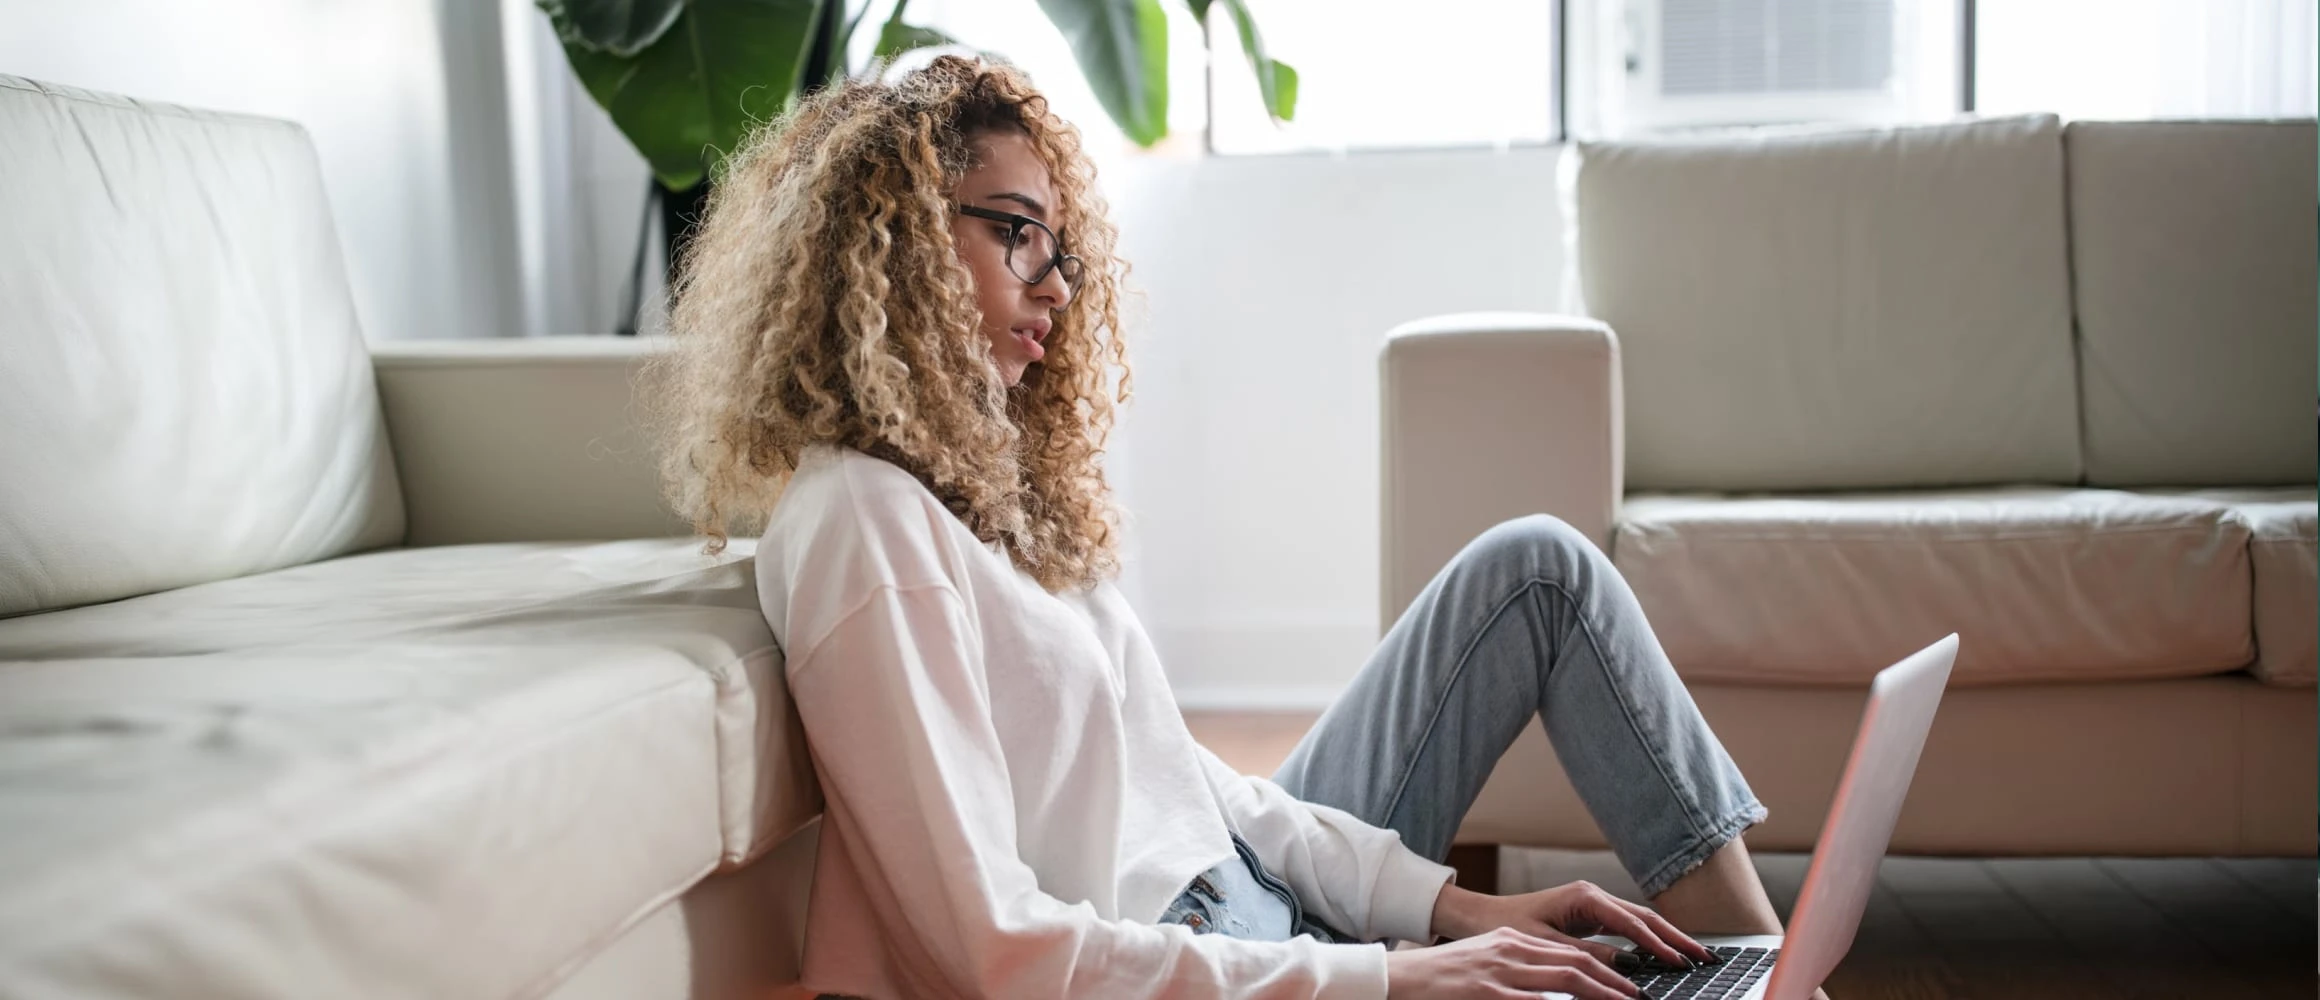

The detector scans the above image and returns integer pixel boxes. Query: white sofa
[1384,114,2318,868]
[0,77,822,999]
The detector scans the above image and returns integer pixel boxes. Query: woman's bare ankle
[1645,835,1784,936]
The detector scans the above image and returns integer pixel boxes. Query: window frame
[1199,0,1573,157]
[1198,0,1990,157]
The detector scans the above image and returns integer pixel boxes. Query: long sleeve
[1193,744,1456,947]
[788,582,1392,999]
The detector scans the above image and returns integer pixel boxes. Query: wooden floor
[1187,710,2317,998]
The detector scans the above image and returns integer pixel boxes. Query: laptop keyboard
[1628,945,1776,1000]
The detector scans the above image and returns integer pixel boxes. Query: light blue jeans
[1161,515,1766,943]
[1156,831,1324,941]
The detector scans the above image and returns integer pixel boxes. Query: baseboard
[1170,685,1343,712]
[1147,621,1377,708]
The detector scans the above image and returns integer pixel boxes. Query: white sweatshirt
[753,445,1456,999]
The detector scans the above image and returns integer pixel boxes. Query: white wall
[1105,146,1571,708]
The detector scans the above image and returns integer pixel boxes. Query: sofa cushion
[2066,120,2319,487]
[1611,489,2252,686]
[0,540,813,999]
[0,76,403,617]
[1574,115,2081,492]
[1462,676,2315,857]
[2169,488,2318,687]
[2237,496,2317,688]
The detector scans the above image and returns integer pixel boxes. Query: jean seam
[1384,567,1731,861]
[1235,835,1307,932]
[1375,576,1536,844]
[1378,562,1743,897]
[1546,579,1720,846]
[1635,799,1767,898]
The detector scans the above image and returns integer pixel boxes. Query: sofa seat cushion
[0,540,812,999]
[2170,488,2318,687]
[1612,489,2252,686]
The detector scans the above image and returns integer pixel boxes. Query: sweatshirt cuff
[1307,937,1393,1000]
[1367,845,1458,945]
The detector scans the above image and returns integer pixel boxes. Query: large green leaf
[539,0,684,57]
[547,0,825,190]
[1213,0,1296,121]
[873,20,961,61]
[1037,0,1170,146]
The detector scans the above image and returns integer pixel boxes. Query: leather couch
[0,76,821,999]
[1382,114,2317,869]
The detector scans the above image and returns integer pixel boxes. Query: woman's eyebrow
[986,191,1048,220]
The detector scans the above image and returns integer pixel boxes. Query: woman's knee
[1461,513,1607,582]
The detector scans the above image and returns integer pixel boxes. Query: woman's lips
[1013,329,1045,363]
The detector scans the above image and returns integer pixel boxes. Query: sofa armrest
[370,336,691,546]
[1380,313,1623,628]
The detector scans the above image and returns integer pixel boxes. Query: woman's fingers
[1575,891,1693,968]
[1534,964,1642,1000]
[1534,926,1634,970]
[1613,897,1718,964]
[1506,931,1640,999]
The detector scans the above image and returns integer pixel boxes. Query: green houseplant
[538,0,1297,331]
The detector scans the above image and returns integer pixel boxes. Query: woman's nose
[1030,264,1072,309]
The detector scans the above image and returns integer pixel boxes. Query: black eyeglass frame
[958,204,1084,290]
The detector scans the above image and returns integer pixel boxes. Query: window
[1569,0,1963,136]
[1205,0,1562,154]
[904,0,2315,156]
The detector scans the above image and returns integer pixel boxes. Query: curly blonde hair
[649,55,1132,593]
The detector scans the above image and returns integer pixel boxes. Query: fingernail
[1613,952,1644,972]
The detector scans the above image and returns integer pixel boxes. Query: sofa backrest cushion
[0,77,404,616]
[2066,120,2318,487]
[1575,114,2082,492]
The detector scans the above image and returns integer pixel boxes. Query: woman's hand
[1430,881,1717,972]
[1384,927,1641,1000]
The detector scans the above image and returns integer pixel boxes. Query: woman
[655,55,1805,1000]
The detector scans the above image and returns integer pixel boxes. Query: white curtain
[495,0,662,337]
[1977,0,2319,119]
[2172,0,2320,117]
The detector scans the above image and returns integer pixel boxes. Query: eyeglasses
[958,204,1084,291]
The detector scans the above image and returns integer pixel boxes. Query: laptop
[1561,633,1959,1000]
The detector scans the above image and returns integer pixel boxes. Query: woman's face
[952,130,1073,388]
